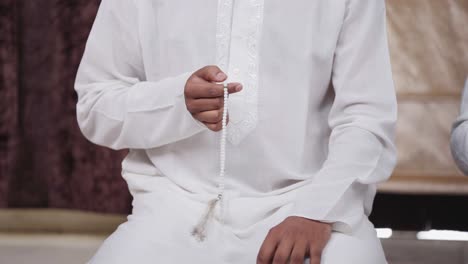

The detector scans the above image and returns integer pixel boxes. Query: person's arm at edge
[451,78,468,175]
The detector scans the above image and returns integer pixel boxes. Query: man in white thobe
[74,0,397,263]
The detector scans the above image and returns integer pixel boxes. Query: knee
[313,231,387,264]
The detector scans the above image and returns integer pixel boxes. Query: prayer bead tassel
[191,84,229,242]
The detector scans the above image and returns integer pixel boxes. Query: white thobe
[75,0,397,263]
[451,78,468,175]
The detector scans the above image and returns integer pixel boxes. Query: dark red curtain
[0,0,131,214]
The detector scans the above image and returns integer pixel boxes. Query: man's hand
[257,216,332,264]
[184,65,243,131]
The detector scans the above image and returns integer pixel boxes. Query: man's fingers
[289,240,308,264]
[188,82,242,99]
[187,97,224,113]
[195,65,227,82]
[198,113,229,132]
[257,230,280,264]
[308,244,322,264]
[203,121,222,132]
[194,109,224,124]
[309,255,321,264]
[187,82,224,98]
[272,239,294,264]
[226,83,243,94]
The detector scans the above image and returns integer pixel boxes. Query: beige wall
[379,0,468,194]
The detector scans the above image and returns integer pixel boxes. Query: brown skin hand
[184,65,243,132]
[257,216,332,264]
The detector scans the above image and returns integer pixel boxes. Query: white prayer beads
[191,83,229,242]
[218,83,228,195]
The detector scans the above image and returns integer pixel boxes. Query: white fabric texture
[451,78,468,175]
[74,0,397,263]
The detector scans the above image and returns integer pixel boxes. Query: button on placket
[228,8,246,84]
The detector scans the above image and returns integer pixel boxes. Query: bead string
[191,84,229,242]
[218,83,228,200]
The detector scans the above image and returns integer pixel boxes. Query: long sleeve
[451,79,468,175]
[290,0,397,233]
[74,0,208,150]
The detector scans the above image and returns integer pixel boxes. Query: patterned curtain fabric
[0,0,130,214]
[0,0,18,208]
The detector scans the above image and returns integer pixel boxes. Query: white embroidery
[216,0,234,71]
[216,0,264,145]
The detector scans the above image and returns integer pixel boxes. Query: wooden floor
[1,209,467,263]
[0,233,102,264]
[0,232,467,264]
[382,232,468,264]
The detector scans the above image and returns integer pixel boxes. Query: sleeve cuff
[173,85,210,133]
[126,70,208,134]
[289,178,367,234]
[122,71,209,148]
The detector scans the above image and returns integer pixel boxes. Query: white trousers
[88,175,387,263]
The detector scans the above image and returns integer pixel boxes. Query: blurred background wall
[0,0,467,228]
[382,0,468,194]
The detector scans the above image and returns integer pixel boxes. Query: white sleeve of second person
[289,0,398,234]
[74,0,208,150]
[451,78,468,175]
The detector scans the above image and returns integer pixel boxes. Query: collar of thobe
[216,0,265,145]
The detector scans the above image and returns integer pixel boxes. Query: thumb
[196,65,227,82]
